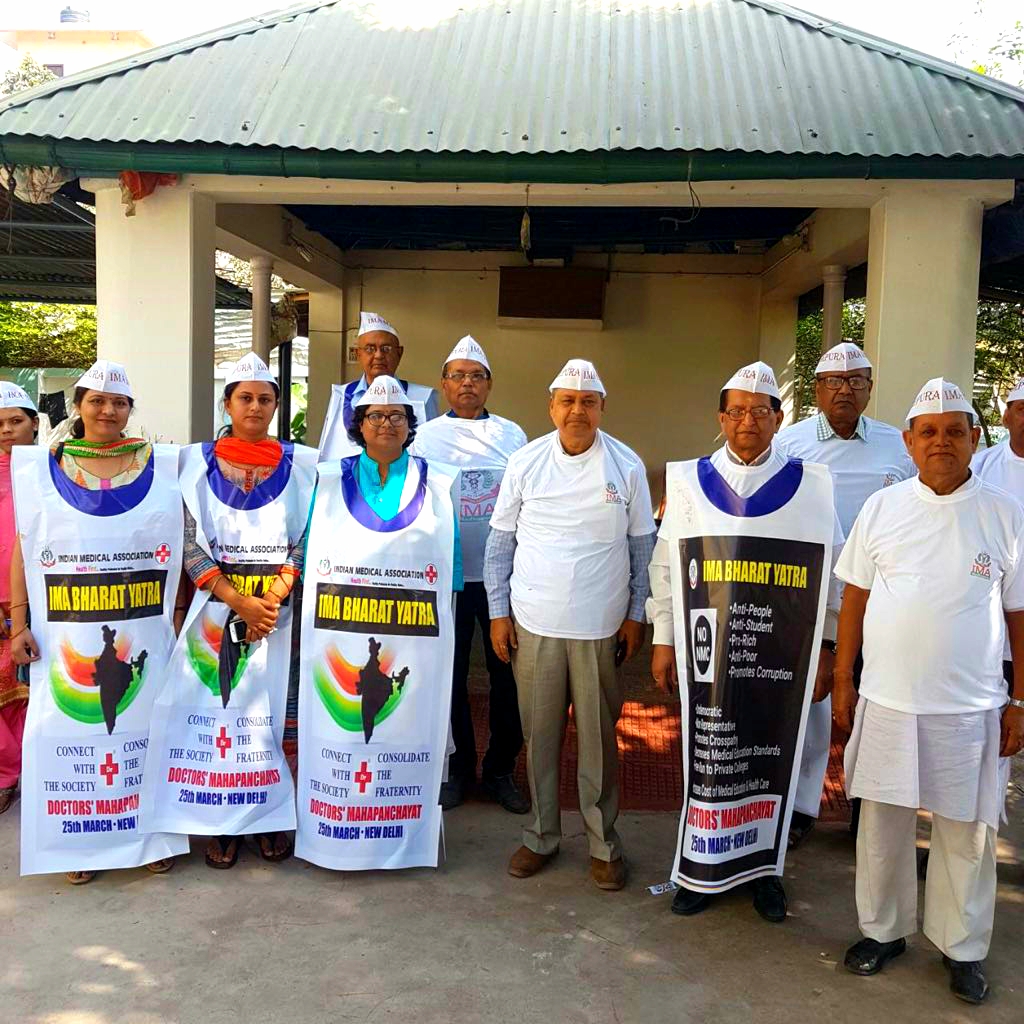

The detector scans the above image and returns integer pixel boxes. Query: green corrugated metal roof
[1,0,1022,168]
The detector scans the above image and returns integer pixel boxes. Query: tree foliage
[1,54,56,96]
[0,302,97,368]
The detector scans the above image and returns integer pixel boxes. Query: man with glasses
[649,361,843,923]
[319,311,439,458]
[413,336,529,813]
[776,342,914,845]
[485,358,655,891]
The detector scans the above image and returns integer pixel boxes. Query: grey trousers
[511,624,623,861]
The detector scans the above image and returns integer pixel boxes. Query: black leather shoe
[787,811,816,849]
[751,876,787,922]
[440,774,468,811]
[943,957,989,1004]
[843,937,907,976]
[671,887,711,916]
[481,773,530,814]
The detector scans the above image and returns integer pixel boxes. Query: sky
[1,0,1022,84]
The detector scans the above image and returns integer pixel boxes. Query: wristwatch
[820,639,837,654]
[1009,697,1024,710]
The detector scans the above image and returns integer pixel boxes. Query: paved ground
[1,787,1021,1024]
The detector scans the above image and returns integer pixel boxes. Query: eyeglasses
[723,406,774,421]
[443,371,489,384]
[365,411,408,427]
[359,344,397,357]
[818,375,870,391]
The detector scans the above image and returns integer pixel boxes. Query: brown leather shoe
[508,845,556,878]
[591,857,626,891]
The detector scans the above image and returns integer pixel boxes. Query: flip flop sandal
[257,832,294,863]
[204,835,240,869]
[145,858,175,874]
[66,871,97,885]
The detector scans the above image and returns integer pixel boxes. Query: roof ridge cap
[738,0,1024,104]
[0,0,338,115]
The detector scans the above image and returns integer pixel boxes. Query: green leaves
[0,301,97,368]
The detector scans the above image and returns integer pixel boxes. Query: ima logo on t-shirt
[605,481,623,505]
[970,551,992,580]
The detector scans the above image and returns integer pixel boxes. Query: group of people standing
[0,311,1020,1007]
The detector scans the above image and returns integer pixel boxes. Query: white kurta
[648,441,844,819]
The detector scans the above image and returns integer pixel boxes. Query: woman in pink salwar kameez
[0,383,38,814]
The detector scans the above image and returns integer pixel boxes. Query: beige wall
[342,251,763,504]
[0,30,151,77]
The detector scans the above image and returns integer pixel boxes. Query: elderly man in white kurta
[648,361,844,923]
[484,359,656,892]
[776,341,915,845]
[834,377,1024,1006]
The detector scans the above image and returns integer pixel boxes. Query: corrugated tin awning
[0,189,252,307]
[0,0,1022,168]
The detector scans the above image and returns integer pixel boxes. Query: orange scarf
[213,437,283,468]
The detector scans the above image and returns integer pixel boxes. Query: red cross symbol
[354,761,373,794]
[154,543,171,564]
[99,752,119,787]
[424,564,438,585]
[215,726,232,759]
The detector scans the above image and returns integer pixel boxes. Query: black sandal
[204,834,240,869]
[257,831,294,863]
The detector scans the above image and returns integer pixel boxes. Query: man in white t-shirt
[834,377,1024,1006]
[776,341,915,845]
[484,359,656,891]
[413,336,529,815]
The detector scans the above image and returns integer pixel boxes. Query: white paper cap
[354,375,410,408]
[721,361,780,400]
[358,311,399,340]
[226,352,278,387]
[815,342,872,376]
[76,359,132,398]
[905,377,976,425]
[443,335,490,372]
[0,381,36,412]
[548,358,606,395]
[1007,377,1024,404]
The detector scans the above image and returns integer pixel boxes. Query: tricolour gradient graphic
[314,643,405,733]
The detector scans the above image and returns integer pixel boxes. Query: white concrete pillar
[758,297,798,424]
[863,194,983,426]
[89,180,215,443]
[306,285,345,440]
[250,253,274,361]
[821,264,847,349]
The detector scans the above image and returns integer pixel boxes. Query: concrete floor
[1,790,1022,1024]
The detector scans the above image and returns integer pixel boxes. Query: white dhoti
[845,698,1006,961]
[794,695,831,817]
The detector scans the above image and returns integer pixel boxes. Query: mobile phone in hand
[228,619,248,644]
[615,639,627,667]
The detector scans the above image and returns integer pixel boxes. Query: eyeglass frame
[358,343,399,357]
[364,410,409,427]
[721,405,777,422]
[816,373,872,391]
[442,370,490,384]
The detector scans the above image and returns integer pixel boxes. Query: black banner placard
[210,562,290,606]
[46,569,168,623]
[676,534,824,888]
[314,583,439,637]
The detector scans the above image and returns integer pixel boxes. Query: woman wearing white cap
[9,360,187,884]
[0,383,38,814]
[294,376,462,872]
[142,353,317,871]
